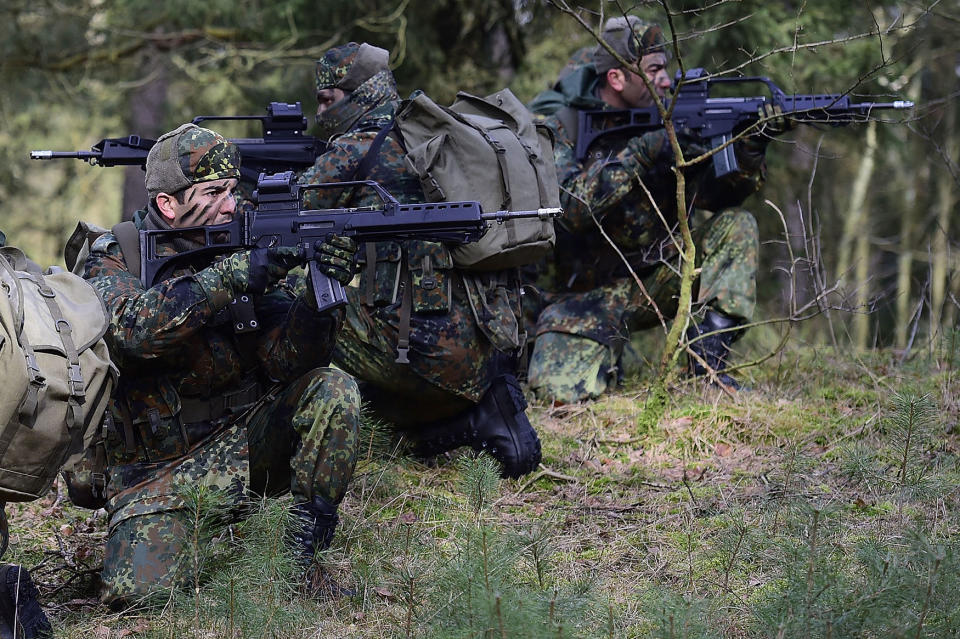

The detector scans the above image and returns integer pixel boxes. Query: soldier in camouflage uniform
[300,42,540,478]
[83,124,362,605]
[525,16,787,401]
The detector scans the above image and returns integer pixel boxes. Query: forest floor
[6,339,960,638]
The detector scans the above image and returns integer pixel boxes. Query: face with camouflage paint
[316,88,347,117]
[599,51,670,109]
[155,177,239,228]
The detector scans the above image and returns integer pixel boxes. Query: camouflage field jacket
[530,63,769,293]
[84,208,341,476]
[301,95,524,356]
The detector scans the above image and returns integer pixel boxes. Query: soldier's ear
[154,192,179,222]
[606,68,628,92]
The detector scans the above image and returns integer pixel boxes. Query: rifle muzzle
[482,207,563,223]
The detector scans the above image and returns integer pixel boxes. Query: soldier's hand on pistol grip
[212,246,306,297]
[625,128,708,172]
[625,129,675,172]
[314,235,359,286]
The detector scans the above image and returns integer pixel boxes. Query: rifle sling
[352,121,395,182]
[353,119,416,364]
[556,106,580,152]
[363,243,377,307]
[112,221,141,281]
[395,262,412,365]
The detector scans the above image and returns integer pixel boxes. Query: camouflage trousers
[528,208,758,403]
[332,274,508,427]
[100,367,360,606]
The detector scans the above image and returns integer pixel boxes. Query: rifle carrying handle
[308,260,348,314]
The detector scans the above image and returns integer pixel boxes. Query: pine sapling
[890,392,936,523]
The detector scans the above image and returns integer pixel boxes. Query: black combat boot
[408,374,542,479]
[0,564,52,639]
[289,496,352,597]
[686,310,744,390]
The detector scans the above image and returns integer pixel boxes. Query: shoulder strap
[351,121,396,182]
[111,221,141,280]
[555,106,580,150]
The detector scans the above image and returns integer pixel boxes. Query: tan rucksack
[394,88,560,271]
[0,246,117,506]
[57,221,139,510]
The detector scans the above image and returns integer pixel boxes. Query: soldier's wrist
[195,266,235,312]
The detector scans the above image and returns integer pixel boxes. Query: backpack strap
[111,221,141,281]
[0,271,86,462]
[460,114,512,210]
[35,274,85,444]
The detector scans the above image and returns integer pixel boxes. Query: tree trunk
[121,46,168,222]
[895,73,925,351]
[836,120,878,348]
[929,96,957,343]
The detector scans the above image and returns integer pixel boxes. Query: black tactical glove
[313,235,359,286]
[211,246,305,297]
[675,128,711,163]
[625,129,674,173]
[758,103,793,138]
[625,128,709,174]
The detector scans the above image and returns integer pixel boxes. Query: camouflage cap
[145,123,240,200]
[592,16,667,74]
[315,42,390,93]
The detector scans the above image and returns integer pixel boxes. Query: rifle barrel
[30,150,102,161]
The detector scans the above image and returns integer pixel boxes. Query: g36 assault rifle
[30,102,325,184]
[140,171,562,315]
[575,68,915,176]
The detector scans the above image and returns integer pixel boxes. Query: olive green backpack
[0,244,117,551]
[54,221,139,512]
[393,88,560,270]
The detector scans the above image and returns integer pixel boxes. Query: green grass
[5,342,960,637]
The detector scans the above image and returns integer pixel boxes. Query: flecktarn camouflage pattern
[301,67,521,425]
[145,124,241,200]
[525,54,765,403]
[85,207,360,605]
[592,15,668,74]
[304,44,540,479]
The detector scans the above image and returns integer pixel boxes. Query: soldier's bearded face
[169,178,239,228]
[620,52,670,108]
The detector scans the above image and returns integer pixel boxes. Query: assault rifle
[140,171,562,316]
[30,102,325,184]
[575,68,915,176]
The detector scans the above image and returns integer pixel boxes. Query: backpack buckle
[68,364,85,398]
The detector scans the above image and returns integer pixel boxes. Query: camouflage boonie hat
[316,42,390,93]
[145,123,240,200]
[593,16,667,74]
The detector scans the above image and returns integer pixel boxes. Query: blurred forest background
[0,0,956,355]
